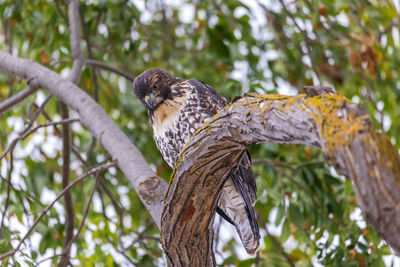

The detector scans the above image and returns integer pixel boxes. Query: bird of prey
[133,68,260,254]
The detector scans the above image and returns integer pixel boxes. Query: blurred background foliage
[0,0,399,266]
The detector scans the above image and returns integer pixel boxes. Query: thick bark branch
[161,93,400,265]
[0,51,167,228]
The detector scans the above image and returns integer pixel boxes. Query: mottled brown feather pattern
[152,93,188,136]
[133,69,260,254]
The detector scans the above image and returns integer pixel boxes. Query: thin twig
[54,0,68,24]
[265,227,296,267]
[85,59,135,82]
[0,153,13,237]
[0,119,80,161]
[252,158,324,172]
[80,5,100,159]
[0,86,39,115]
[35,253,64,266]
[0,161,117,261]
[276,0,321,83]
[104,235,138,267]
[0,174,45,208]
[62,173,101,259]
[121,221,155,252]
[99,179,126,212]
[79,6,100,102]
[25,94,53,130]
[39,107,88,166]
[253,158,324,210]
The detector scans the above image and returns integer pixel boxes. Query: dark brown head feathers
[133,68,178,110]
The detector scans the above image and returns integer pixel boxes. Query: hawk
[133,68,260,254]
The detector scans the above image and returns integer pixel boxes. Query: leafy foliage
[0,0,399,266]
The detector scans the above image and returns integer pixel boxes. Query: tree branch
[0,118,80,161]
[161,92,400,265]
[59,1,86,264]
[0,161,116,261]
[265,227,295,267]
[79,7,101,163]
[0,86,38,115]
[0,152,13,237]
[63,173,101,256]
[58,102,74,267]
[85,59,135,82]
[0,51,167,228]
[66,0,84,84]
[54,0,68,25]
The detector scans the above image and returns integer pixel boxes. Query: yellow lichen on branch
[162,91,400,266]
[303,94,370,151]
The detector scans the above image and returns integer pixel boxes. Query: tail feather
[217,178,260,254]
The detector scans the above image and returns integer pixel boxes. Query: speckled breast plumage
[150,79,225,168]
[147,78,260,254]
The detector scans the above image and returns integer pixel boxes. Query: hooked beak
[144,93,156,109]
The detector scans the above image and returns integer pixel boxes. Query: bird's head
[133,68,177,110]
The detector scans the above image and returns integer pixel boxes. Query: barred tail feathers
[217,179,260,255]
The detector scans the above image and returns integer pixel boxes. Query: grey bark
[0,86,38,115]
[0,51,167,228]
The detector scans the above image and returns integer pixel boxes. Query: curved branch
[161,92,400,265]
[0,51,167,228]
[85,59,135,82]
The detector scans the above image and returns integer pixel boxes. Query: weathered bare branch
[161,93,400,265]
[0,51,167,228]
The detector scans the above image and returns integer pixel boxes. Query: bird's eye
[153,83,158,90]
